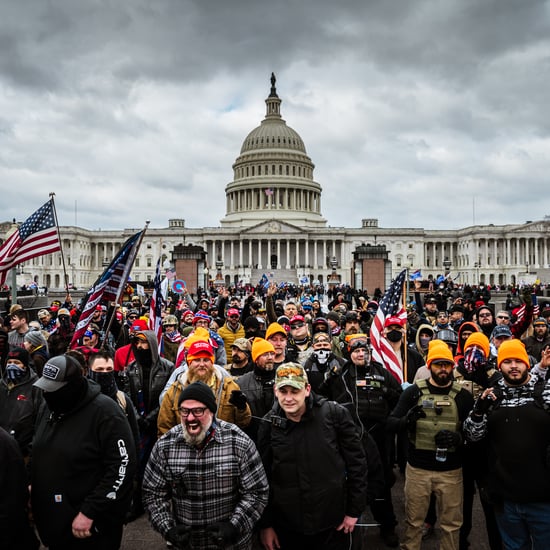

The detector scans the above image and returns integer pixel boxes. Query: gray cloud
[1,0,550,231]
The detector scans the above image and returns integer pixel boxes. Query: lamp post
[443,257,451,277]
[203,266,209,292]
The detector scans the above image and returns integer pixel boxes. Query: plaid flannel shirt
[143,420,268,549]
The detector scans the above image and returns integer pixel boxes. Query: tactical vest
[411,379,461,452]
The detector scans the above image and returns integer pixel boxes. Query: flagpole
[100,221,149,349]
[402,268,409,384]
[49,192,70,296]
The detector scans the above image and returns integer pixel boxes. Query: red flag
[0,200,60,285]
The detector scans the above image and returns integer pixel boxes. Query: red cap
[290,315,306,324]
[131,319,148,332]
[186,340,215,362]
[384,316,405,328]
[227,308,240,317]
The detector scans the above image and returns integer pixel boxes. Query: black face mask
[386,330,403,343]
[59,316,71,331]
[44,377,87,415]
[133,347,152,368]
[88,370,117,398]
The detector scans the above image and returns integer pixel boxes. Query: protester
[143,381,269,550]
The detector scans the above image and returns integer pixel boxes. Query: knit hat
[186,341,214,363]
[24,330,48,349]
[497,339,530,369]
[533,317,548,327]
[184,327,211,350]
[464,332,490,358]
[7,348,29,367]
[426,340,455,369]
[178,381,217,412]
[193,310,211,325]
[265,322,287,340]
[326,311,340,323]
[251,337,275,362]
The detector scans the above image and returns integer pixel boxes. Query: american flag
[0,200,61,286]
[148,258,165,345]
[370,269,408,383]
[71,230,143,348]
[264,188,274,196]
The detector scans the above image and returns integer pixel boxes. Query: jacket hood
[415,323,435,356]
[137,330,160,364]
[456,321,481,356]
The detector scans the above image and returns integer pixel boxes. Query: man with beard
[226,337,253,377]
[218,308,246,364]
[475,304,496,339]
[31,354,136,549]
[463,340,550,549]
[120,330,173,520]
[237,338,277,442]
[143,382,268,550]
[157,340,250,436]
[522,317,550,362]
[388,341,474,550]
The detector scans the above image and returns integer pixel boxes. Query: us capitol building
[3,76,550,294]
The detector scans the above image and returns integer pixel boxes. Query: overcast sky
[2,0,550,232]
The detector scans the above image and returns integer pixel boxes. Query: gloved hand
[206,521,239,544]
[434,429,462,448]
[522,287,533,307]
[229,390,248,411]
[166,525,192,546]
[137,415,151,433]
[472,395,493,417]
[405,404,426,428]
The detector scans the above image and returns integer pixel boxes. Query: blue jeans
[495,500,550,550]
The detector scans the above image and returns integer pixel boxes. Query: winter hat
[193,310,211,325]
[464,333,490,358]
[265,322,287,340]
[497,339,530,369]
[251,338,275,362]
[183,327,211,350]
[326,311,341,323]
[130,319,148,332]
[24,330,48,349]
[7,348,29,367]
[178,381,217,412]
[186,341,215,363]
[426,340,455,369]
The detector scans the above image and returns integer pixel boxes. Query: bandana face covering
[6,363,26,382]
[313,349,331,365]
[464,345,487,374]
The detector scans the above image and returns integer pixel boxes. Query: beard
[187,364,214,384]
[502,369,529,386]
[181,419,210,446]
[431,370,452,386]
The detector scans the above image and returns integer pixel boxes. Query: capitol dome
[221,74,326,229]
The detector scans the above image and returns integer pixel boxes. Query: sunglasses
[349,340,369,352]
[290,322,305,329]
[497,316,510,320]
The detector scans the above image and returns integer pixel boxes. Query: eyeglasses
[478,313,492,318]
[497,316,510,320]
[290,322,305,329]
[179,407,207,417]
[228,315,240,320]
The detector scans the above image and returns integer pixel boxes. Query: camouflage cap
[275,362,308,390]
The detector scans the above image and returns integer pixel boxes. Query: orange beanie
[427,340,455,369]
[464,332,490,358]
[497,339,530,369]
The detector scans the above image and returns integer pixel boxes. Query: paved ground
[118,469,492,549]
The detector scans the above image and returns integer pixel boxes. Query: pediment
[513,220,550,234]
[242,220,304,234]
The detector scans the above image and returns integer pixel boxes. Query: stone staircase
[250,268,299,285]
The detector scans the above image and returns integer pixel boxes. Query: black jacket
[0,368,43,458]
[31,380,137,546]
[258,393,367,535]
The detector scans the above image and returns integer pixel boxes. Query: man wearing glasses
[143,381,268,550]
[218,308,245,364]
[475,305,496,339]
[286,314,313,365]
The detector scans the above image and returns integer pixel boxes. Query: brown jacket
[157,366,251,437]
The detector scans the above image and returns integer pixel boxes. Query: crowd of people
[1,277,550,550]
